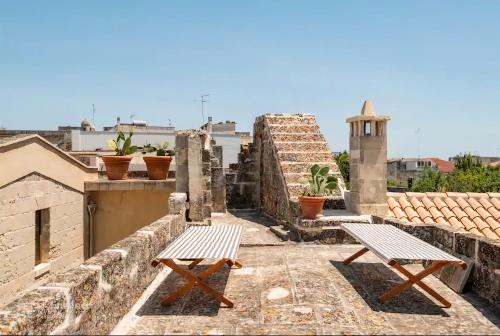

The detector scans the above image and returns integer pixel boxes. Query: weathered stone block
[477,238,500,267]
[0,289,66,335]
[455,233,478,259]
[43,266,100,317]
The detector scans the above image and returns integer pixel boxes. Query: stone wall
[0,193,188,335]
[210,145,227,212]
[226,144,260,210]
[376,216,500,308]
[0,173,84,305]
[252,114,345,221]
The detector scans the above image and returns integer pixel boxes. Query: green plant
[142,141,175,156]
[334,151,350,189]
[299,164,338,197]
[106,131,138,156]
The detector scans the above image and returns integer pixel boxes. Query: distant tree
[411,153,500,193]
[334,151,350,189]
[454,153,482,171]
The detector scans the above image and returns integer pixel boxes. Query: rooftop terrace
[112,211,500,335]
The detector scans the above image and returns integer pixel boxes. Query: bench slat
[341,224,461,262]
[157,225,242,260]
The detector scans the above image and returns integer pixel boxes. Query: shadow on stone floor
[136,264,231,317]
[330,261,450,316]
[228,209,276,227]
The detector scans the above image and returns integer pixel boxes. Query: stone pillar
[175,130,212,222]
[346,101,390,216]
[211,145,227,212]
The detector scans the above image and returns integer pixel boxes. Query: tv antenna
[193,94,209,124]
[92,104,96,128]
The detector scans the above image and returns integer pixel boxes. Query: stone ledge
[84,178,176,191]
[0,193,188,335]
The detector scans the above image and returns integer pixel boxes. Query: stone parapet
[377,216,500,309]
[0,193,188,335]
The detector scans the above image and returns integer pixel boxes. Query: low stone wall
[0,193,188,335]
[376,216,500,309]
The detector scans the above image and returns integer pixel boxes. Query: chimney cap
[346,100,391,123]
[361,100,376,116]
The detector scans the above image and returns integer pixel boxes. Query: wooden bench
[341,223,466,308]
[151,225,243,307]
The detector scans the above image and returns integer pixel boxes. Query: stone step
[269,225,290,241]
[280,161,340,174]
[283,172,309,184]
[268,124,320,134]
[271,133,325,142]
[278,151,334,162]
[265,114,316,125]
[274,141,329,152]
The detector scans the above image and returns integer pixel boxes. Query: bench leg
[225,260,243,268]
[188,258,204,269]
[379,260,451,307]
[160,258,234,307]
[343,247,369,265]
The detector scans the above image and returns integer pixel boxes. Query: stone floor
[114,212,500,335]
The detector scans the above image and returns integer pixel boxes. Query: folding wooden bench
[340,223,466,308]
[151,225,242,308]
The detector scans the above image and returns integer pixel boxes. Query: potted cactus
[102,131,137,180]
[142,142,175,180]
[298,164,338,219]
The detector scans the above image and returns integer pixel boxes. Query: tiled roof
[387,192,500,240]
[429,158,455,173]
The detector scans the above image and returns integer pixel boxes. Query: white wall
[71,130,175,151]
[212,133,242,168]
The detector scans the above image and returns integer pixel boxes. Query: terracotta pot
[143,156,172,180]
[102,156,132,180]
[299,196,326,219]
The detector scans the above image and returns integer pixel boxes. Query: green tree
[334,151,350,189]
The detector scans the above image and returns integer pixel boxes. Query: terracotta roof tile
[456,197,471,209]
[404,207,419,221]
[428,207,444,220]
[387,197,399,210]
[485,217,500,231]
[482,228,498,240]
[399,197,412,210]
[491,198,500,210]
[488,207,500,221]
[386,193,500,240]
[416,207,433,221]
[476,207,492,220]
[433,197,447,210]
[487,192,500,199]
[479,197,494,210]
[461,218,476,231]
[467,198,482,210]
[472,217,489,231]
[421,197,435,209]
[410,197,424,209]
[444,197,459,209]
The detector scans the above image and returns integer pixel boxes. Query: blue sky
[1,1,499,158]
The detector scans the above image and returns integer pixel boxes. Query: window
[35,209,50,266]
[363,121,371,135]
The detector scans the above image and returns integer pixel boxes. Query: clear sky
[1,1,499,159]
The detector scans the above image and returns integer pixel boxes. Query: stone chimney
[346,101,390,216]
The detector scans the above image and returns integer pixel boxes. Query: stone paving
[116,212,500,335]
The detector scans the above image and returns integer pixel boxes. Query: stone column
[211,145,227,212]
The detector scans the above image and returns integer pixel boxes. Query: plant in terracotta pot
[102,131,137,180]
[298,164,338,219]
[142,142,175,180]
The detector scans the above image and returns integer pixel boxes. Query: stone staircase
[265,114,345,200]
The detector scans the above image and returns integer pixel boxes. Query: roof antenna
[193,94,209,124]
[92,104,96,128]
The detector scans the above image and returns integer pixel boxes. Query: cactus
[106,131,138,156]
[299,164,338,197]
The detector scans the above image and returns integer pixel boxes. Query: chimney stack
[346,101,391,216]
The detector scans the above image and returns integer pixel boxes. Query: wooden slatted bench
[151,225,243,307]
[340,223,466,308]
